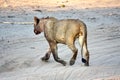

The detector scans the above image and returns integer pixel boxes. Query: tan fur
[34,16,89,66]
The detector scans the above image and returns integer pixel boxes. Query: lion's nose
[34,30,37,33]
[34,30,41,35]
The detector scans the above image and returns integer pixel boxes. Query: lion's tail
[80,22,87,63]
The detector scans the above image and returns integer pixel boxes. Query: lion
[33,16,89,66]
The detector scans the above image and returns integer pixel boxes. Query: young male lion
[34,16,89,66]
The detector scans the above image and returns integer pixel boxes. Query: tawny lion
[33,16,89,66]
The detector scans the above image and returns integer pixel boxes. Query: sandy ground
[0,0,120,80]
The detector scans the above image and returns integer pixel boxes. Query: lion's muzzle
[34,30,41,35]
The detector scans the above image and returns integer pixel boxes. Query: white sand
[0,0,120,80]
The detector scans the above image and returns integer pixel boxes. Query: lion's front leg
[41,48,51,61]
[49,42,66,66]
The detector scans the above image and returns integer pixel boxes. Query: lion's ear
[34,16,39,25]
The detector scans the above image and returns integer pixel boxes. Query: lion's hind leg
[66,37,78,66]
[68,44,78,66]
